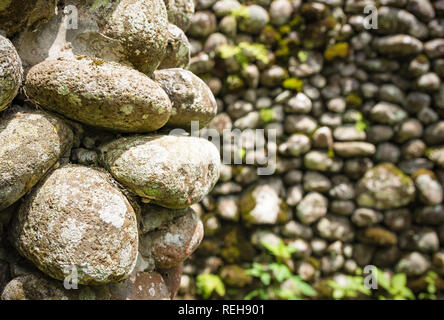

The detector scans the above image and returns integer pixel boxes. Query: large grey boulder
[25,57,172,133]
[99,134,221,209]
[10,165,139,285]
[0,36,23,112]
[0,106,73,211]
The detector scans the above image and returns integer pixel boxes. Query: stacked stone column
[0,0,220,300]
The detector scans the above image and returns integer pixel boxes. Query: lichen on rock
[0,36,23,112]
[0,106,73,211]
[25,57,172,133]
[153,68,218,129]
[10,165,139,285]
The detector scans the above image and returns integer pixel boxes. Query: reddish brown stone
[159,263,184,299]
[108,271,171,300]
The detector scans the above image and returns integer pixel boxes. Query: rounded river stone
[10,165,139,285]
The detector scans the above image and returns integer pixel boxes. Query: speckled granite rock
[10,165,139,285]
[141,208,203,269]
[356,163,416,209]
[164,0,195,31]
[14,0,169,75]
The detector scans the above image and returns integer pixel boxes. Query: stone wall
[178,0,444,299]
[0,0,219,300]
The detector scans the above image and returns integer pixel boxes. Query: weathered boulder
[153,68,217,130]
[297,192,328,225]
[164,0,195,31]
[0,0,58,37]
[25,57,172,133]
[158,24,191,70]
[140,208,203,269]
[1,273,80,300]
[188,10,217,38]
[0,106,73,211]
[99,134,220,209]
[356,163,416,209]
[333,142,376,158]
[0,36,23,112]
[15,0,169,75]
[240,179,289,225]
[107,271,171,300]
[140,204,189,233]
[358,227,398,246]
[1,270,173,300]
[10,165,139,285]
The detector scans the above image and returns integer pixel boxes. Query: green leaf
[392,274,407,290]
[196,274,226,299]
[401,287,415,300]
[260,273,271,286]
[376,271,391,291]
[293,278,316,297]
[245,289,266,300]
[271,264,292,282]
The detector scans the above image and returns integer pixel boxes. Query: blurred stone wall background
[178,0,444,299]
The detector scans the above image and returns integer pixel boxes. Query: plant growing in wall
[244,240,316,300]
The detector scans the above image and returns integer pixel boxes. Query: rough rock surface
[0,106,73,210]
[0,0,58,37]
[141,208,203,269]
[0,0,216,301]
[10,165,139,285]
[164,0,195,31]
[0,36,23,112]
[25,57,172,133]
[99,134,221,209]
[240,179,289,225]
[14,0,169,75]
[176,0,444,300]
[159,24,191,69]
[356,163,416,209]
[153,68,217,129]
